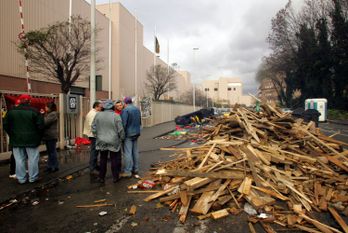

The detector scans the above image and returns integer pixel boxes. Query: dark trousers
[10,152,16,175]
[89,137,99,171]
[99,150,121,179]
[45,139,59,170]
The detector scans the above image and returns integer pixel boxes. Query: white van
[305,98,328,122]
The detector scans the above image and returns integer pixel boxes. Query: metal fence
[141,101,200,127]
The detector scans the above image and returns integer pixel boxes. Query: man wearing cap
[3,94,44,184]
[120,97,142,178]
[83,101,103,175]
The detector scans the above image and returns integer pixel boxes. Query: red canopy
[4,94,56,111]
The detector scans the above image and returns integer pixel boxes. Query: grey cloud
[95,0,289,94]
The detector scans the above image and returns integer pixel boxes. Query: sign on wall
[66,94,79,114]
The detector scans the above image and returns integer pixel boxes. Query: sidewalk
[0,121,181,204]
[327,119,348,125]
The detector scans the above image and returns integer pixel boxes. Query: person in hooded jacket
[92,100,125,183]
[43,102,59,172]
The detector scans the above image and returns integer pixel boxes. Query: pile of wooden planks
[135,104,348,232]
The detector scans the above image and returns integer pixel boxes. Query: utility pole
[192,47,199,111]
[90,0,96,108]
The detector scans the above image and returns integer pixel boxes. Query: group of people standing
[3,94,59,184]
[83,97,141,183]
[3,94,140,185]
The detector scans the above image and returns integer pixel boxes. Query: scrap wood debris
[131,103,348,233]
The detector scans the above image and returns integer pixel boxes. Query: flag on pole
[155,36,160,54]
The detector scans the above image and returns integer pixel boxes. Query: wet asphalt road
[319,121,348,145]
[0,121,347,233]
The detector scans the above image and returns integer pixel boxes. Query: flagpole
[167,39,170,100]
[134,10,138,105]
[108,0,112,99]
[154,26,157,67]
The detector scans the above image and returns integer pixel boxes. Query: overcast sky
[94,0,300,94]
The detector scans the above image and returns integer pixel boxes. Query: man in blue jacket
[120,97,141,178]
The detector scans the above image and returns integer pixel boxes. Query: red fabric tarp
[4,94,56,111]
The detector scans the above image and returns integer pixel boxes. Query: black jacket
[43,111,58,140]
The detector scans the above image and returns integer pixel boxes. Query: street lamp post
[205,88,209,107]
[192,47,199,111]
[90,0,96,108]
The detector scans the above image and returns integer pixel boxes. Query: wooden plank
[197,143,216,169]
[217,195,232,206]
[180,191,189,207]
[159,193,180,202]
[327,156,348,172]
[241,146,262,187]
[302,129,340,154]
[244,189,275,210]
[294,224,323,233]
[211,209,229,219]
[248,222,257,233]
[190,180,221,215]
[212,158,247,172]
[184,177,212,190]
[328,207,348,233]
[129,205,137,215]
[127,190,159,194]
[144,185,178,202]
[247,144,270,165]
[227,187,241,209]
[76,204,114,208]
[238,177,253,195]
[179,196,192,223]
[277,176,313,204]
[156,169,245,179]
[260,222,277,233]
[299,214,343,233]
[251,185,288,201]
[210,180,231,203]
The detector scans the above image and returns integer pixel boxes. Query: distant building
[202,77,253,106]
[258,75,285,104]
[168,71,192,101]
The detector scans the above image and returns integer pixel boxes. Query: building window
[227,87,231,91]
[233,87,236,91]
[204,88,209,91]
[96,75,102,91]
[214,88,218,91]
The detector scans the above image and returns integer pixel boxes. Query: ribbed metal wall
[0,0,109,91]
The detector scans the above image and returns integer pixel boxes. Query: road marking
[105,216,131,233]
[172,222,187,233]
[194,219,209,233]
[321,128,348,137]
[172,219,209,233]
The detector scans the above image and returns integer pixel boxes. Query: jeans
[13,147,40,183]
[99,150,121,179]
[10,152,16,175]
[45,139,58,170]
[89,137,99,171]
[123,137,139,174]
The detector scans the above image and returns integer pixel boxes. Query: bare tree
[256,59,288,106]
[145,64,177,100]
[17,16,98,94]
[181,87,215,107]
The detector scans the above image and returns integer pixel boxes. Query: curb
[327,119,348,126]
